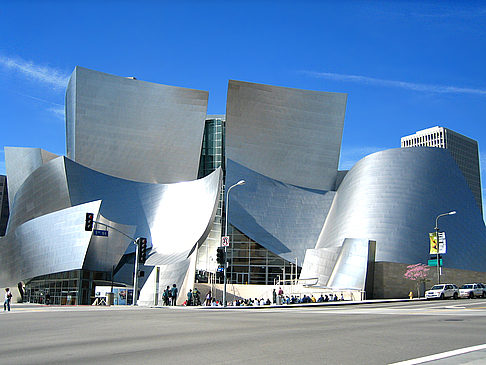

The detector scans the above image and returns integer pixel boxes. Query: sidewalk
[161,297,427,310]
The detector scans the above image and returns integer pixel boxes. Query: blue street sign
[93,229,108,237]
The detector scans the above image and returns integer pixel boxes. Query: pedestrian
[340,293,344,301]
[272,288,277,304]
[163,286,170,306]
[4,288,12,311]
[170,284,178,306]
[193,288,200,306]
[205,291,211,306]
[187,289,193,306]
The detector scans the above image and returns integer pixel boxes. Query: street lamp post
[434,210,456,284]
[223,179,245,307]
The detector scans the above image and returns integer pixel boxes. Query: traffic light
[85,213,94,231]
[216,247,225,265]
[138,237,147,264]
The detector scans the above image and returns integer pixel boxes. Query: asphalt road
[1,299,486,364]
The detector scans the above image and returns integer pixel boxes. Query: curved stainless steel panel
[327,238,375,290]
[138,250,197,306]
[313,147,486,272]
[226,80,347,190]
[4,147,58,212]
[1,154,221,293]
[0,201,101,286]
[66,66,209,184]
[83,213,136,273]
[7,156,70,234]
[62,158,222,262]
[226,158,335,264]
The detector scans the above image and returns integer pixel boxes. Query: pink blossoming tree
[404,263,430,298]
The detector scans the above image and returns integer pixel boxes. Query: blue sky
[1,0,485,218]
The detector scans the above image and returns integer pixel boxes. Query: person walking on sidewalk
[4,288,12,311]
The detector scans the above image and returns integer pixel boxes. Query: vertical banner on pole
[429,232,438,254]
[438,232,447,254]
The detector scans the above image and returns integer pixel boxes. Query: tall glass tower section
[198,115,225,179]
[196,116,225,277]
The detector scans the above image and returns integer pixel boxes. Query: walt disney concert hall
[1,66,485,305]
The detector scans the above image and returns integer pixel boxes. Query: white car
[425,284,459,300]
[459,283,484,299]
[475,283,486,297]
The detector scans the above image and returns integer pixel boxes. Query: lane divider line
[389,343,486,365]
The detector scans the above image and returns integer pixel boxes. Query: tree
[404,263,430,298]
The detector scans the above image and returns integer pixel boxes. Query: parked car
[459,283,484,298]
[476,283,486,297]
[425,284,459,300]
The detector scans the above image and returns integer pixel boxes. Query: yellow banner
[429,232,438,254]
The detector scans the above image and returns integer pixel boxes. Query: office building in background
[401,126,482,214]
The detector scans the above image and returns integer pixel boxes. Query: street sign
[428,259,443,267]
[222,235,230,247]
[93,229,108,237]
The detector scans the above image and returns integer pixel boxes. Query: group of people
[162,284,179,306]
[160,285,347,307]
[185,288,201,306]
[227,291,347,306]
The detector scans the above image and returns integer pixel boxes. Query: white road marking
[389,343,486,365]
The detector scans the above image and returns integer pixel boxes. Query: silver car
[459,283,484,299]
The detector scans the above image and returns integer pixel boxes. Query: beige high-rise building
[401,126,482,214]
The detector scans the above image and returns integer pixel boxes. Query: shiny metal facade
[2,66,221,297]
[3,67,486,300]
[0,151,221,289]
[226,80,347,191]
[307,147,486,285]
[327,239,376,290]
[0,201,101,285]
[4,147,58,212]
[224,80,347,269]
[226,158,335,265]
[66,66,209,184]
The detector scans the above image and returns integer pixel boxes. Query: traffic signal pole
[133,238,140,306]
[84,213,146,306]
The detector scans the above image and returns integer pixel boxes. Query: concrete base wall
[373,261,486,299]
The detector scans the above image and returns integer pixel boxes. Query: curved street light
[223,179,245,307]
[434,210,456,284]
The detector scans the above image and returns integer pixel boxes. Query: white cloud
[301,71,486,97]
[13,92,65,121]
[46,106,65,120]
[0,54,70,90]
